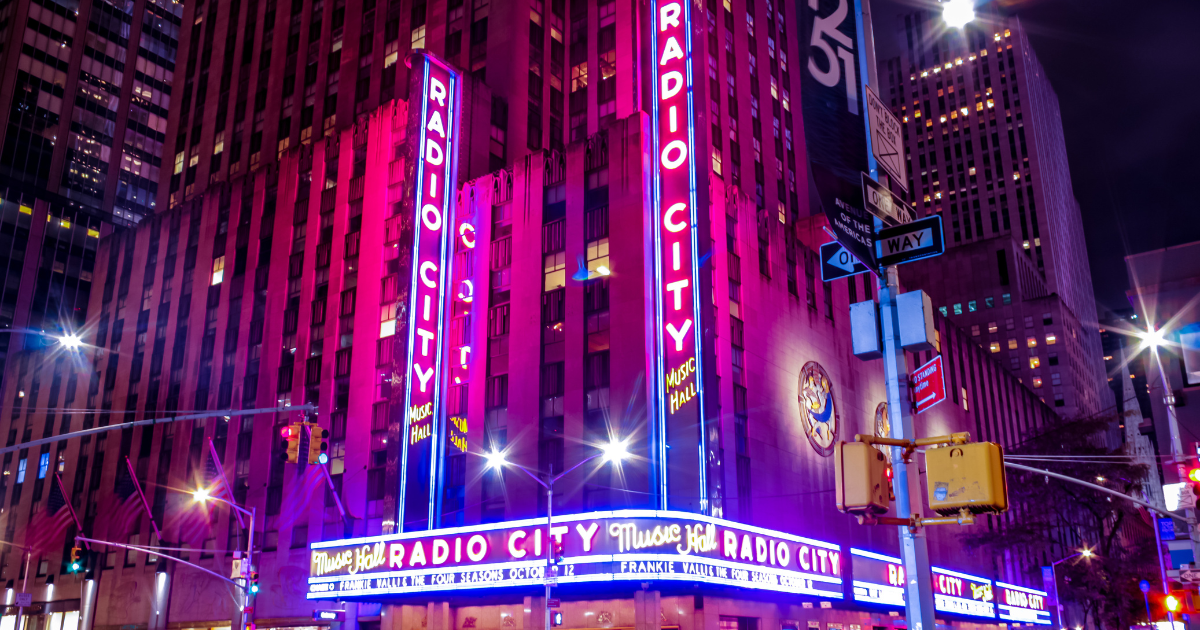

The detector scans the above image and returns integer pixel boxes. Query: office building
[0,1,1077,629]
[877,10,1109,419]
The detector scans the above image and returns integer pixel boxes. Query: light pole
[1048,548,1093,630]
[192,487,257,630]
[482,441,630,630]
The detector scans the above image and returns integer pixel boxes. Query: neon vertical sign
[650,0,708,512]
[399,53,460,530]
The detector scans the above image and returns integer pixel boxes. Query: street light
[1049,547,1094,629]
[191,486,258,630]
[478,441,630,630]
[941,0,975,29]
[58,334,83,349]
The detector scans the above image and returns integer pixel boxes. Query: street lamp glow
[1140,326,1166,348]
[58,334,83,349]
[192,487,211,502]
[484,449,508,470]
[942,0,974,29]
[600,440,630,463]
[1079,548,1093,558]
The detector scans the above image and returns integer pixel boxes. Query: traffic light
[307,425,329,464]
[833,441,891,516]
[925,442,1009,515]
[249,571,260,595]
[550,539,564,565]
[67,546,82,573]
[1187,465,1200,487]
[551,612,563,627]
[280,424,302,463]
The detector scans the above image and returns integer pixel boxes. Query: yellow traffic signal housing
[925,441,1008,515]
[307,425,329,464]
[834,441,891,515]
[281,423,302,464]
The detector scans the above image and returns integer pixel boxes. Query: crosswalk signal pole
[857,1,936,629]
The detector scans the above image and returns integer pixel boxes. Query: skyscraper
[0,0,180,395]
[878,9,1110,418]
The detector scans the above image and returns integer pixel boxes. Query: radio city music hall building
[0,2,1080,630]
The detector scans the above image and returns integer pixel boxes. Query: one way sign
[820,242,869,282]
[875,215,945,267]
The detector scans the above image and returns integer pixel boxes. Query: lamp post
[482,441,630,630]
[192,488,256,630]
[1048,548,1093,630]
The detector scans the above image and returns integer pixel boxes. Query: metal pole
[545,476,553,630]
[246,507,256,628]
[879,265,937,630]
[79,577,97,630]
[14,551,29,630]
[1146,591,1155,630]
[1051,562,1062,630]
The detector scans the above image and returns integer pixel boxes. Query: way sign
[547,599,561,609]
[862,173,915,226]
[910,355,946,414]
[875,215,945,267]
[820,241,869,282]
[1182,569,1200,583]
[14,593,30,607]
[866,86,908,193]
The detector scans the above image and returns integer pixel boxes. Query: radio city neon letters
[398,54,460,525]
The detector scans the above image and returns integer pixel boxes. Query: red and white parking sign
[910,355,946,414]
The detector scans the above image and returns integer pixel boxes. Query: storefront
[305,512,1049,630]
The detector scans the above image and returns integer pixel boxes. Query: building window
[1008,339,1018,350]
[1029,357,1040,369]
[987,322,998,333]
[1032,377,1043,388]
[1026,337,1037,348]
[939,306,947,316]
[1002,293,1011,305]
[16,458,26,483]
[952,303,962,315]
[989,342,1000,353]
[968,300,977,312]
[985,296,994,308]
[961,387,968,411]
[1043,313,1053,325]
[543,253,566,291]
[211,256,226,285]
[37,453,49,479]
[1045,333,1057,345]
[971,325,980,336]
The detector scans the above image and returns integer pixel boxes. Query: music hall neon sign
[650,0,708,508]
[307,510,842,599]
[399,53,460,527]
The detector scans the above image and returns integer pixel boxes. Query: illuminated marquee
[851,549,999,620]
[932,567,995,619]
[399,53,461,528]
[649,0,708,508]
[996,582,1050,625]
[849,548,905,607]
[307,511,842,599]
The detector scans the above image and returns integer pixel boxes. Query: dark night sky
[869,0,1200,315]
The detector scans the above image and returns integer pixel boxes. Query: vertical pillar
[79,579,97,630]
[148,569,171,630]
[341,602,359,630]
[635,591,661,630]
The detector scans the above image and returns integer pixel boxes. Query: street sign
[1181,569,1200,583]
[314,610,347,621]
[14,593,30,607]
[231,558,242,578]
[1161,516,1178,541]
[862,173,915,226]
[865,87,908,193]
[1182,485,1197,509]
[875,215,945,267]
[910,355,946,414]
[547,599,561,609]
[820,241,869,282]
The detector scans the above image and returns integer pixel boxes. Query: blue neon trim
[995,581,1047,596]
[428,70,459,529]
[850,547,901,563]
[398,58,433,531]
[681,0,709,515]
[648,3,669,510]
[932,565,992,584]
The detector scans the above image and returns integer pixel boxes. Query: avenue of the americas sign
[308,511,843,599]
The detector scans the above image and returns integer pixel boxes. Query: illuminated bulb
[596,265,611,276]
[484,449,507,470]
[942,0,975,28]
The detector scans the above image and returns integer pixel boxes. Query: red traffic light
[280,426,294,440]
[1166,594,1182,613]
